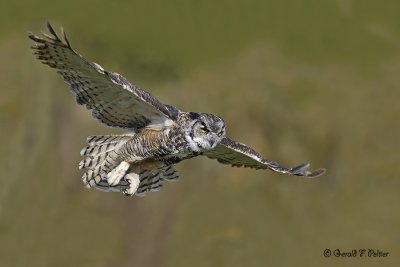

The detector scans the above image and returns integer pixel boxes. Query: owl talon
[122,172,140,196]
[107,161,130,186]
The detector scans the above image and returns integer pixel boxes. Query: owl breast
[118,128,194,166]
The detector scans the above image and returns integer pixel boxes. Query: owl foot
[122,172,140,196]
[107,161,130,186]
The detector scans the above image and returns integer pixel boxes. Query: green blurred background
[1,0,399,266]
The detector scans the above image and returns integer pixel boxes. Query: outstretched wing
[29,22,179,131]
[135,166,179,196]
[204,137,326,178]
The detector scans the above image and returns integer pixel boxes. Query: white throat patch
[185,134,201,152]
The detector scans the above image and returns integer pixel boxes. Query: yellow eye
[217,131,223,137]
[200,127,209,134]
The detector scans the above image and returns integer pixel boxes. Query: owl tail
[79,135,132,188]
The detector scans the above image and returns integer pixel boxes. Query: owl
[29,23,326,197]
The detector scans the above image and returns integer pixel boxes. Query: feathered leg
[107,161,130,186]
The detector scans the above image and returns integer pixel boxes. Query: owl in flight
[29,23,326,197]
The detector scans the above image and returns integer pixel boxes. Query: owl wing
[135,166,179,196]
[204,137,326,178]
[29,22,179,131]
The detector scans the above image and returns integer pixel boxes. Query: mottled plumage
[29,22,326,197]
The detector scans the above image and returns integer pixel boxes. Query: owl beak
[209,138,218,148]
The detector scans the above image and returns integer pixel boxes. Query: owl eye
[199,125,209,134]
[217,131,223,137]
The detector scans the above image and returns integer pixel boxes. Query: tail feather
[86,135,131,146]
[79,150,119,169]
[80,143,116,157]
[79,134,179,196]
[80,135,131,188]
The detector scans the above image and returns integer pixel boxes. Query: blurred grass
[0,1,399,267]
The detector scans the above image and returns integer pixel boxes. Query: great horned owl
[29,23,326,197]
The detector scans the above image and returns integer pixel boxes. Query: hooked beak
[209,139,215,147]
[210,137,219,148]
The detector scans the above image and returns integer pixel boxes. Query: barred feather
[135,166,179,196]
[29,22,178,131]
[80,134,131,188]
[83,166,179,195]
[204,137,326,178]
[86,135,132,146]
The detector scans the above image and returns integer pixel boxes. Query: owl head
[184,112,226,152]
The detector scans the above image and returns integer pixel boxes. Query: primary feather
[204,137,326,178]
[29,22,177,131]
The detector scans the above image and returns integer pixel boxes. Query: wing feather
[204,137,326,178]
[135,166,179,196]
[29,22,179,130]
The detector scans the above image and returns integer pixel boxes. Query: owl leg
[107,161,130,186]
[122,172,140,196]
